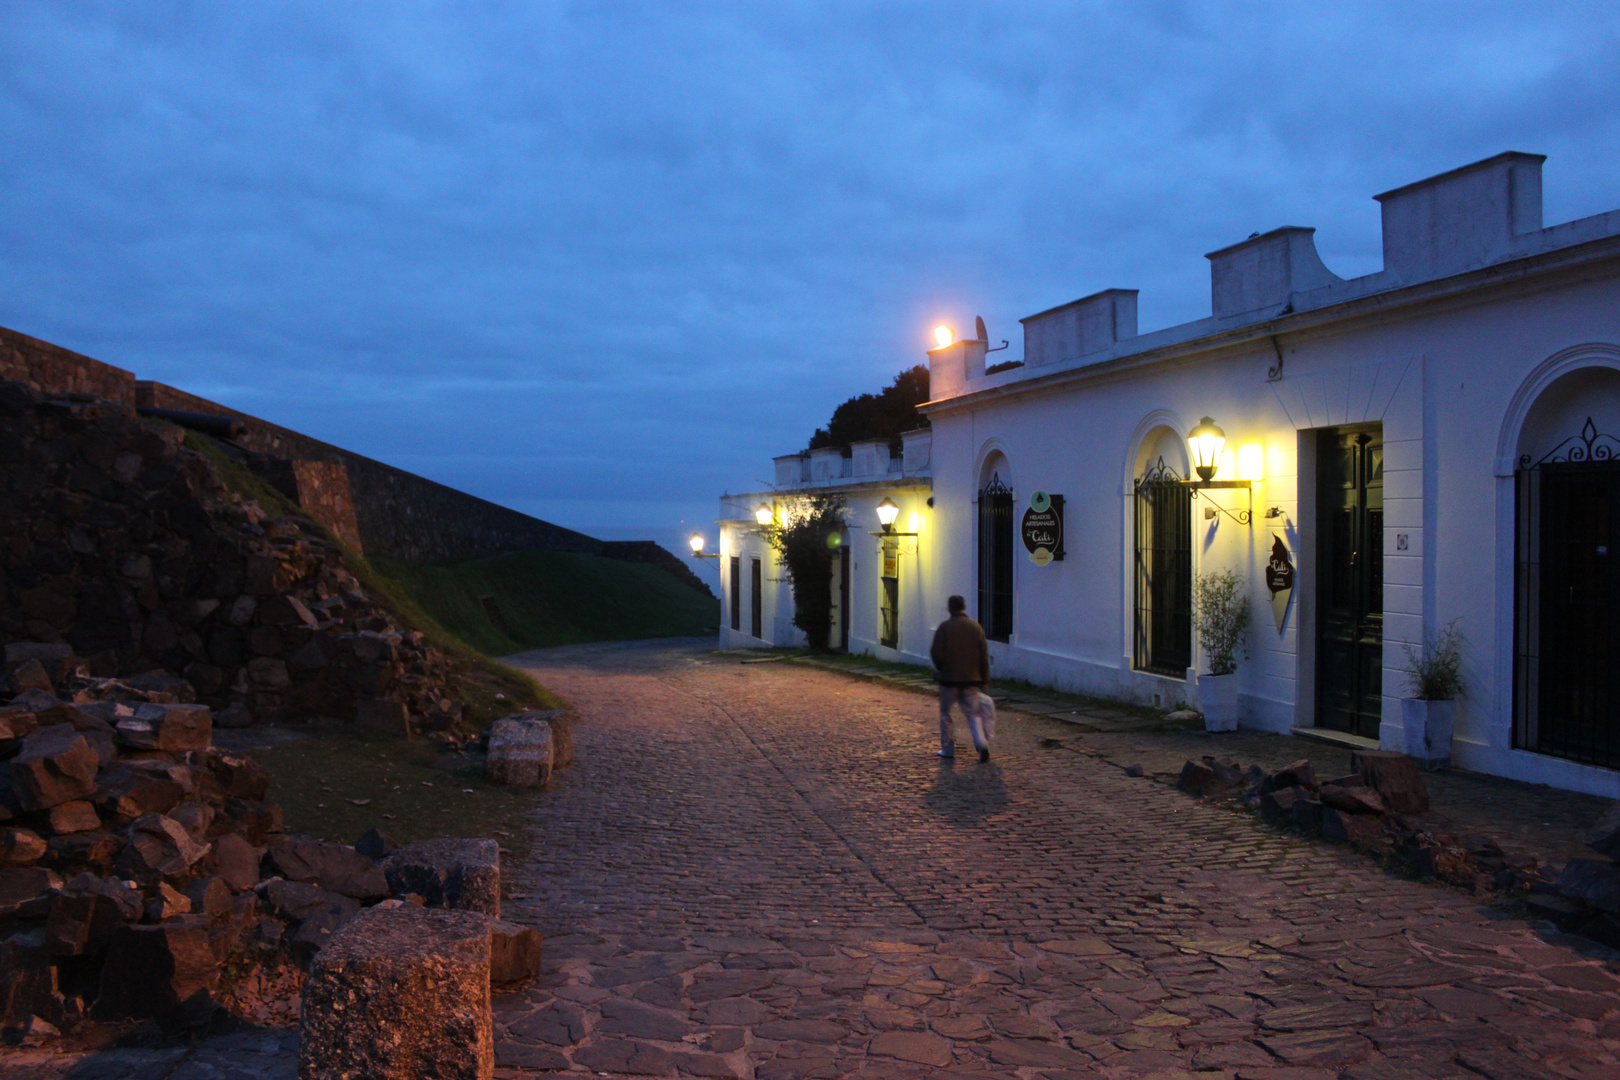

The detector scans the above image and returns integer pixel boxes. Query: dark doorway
[1316,424,1384,738]
[729,556,741,632]
[838,544,850,652]
[750,558,762,639]
[1516,421,1620,767]
[1134,460,1192,675]
[978,473,1014,642]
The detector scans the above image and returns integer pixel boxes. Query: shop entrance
[1316,424,1384,738]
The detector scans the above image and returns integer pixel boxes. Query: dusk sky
[3,3,1618,586]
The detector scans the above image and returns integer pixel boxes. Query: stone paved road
[494,639,1620,1080]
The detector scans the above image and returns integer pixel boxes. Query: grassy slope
[370,548,720,655]
[181,432,562,716]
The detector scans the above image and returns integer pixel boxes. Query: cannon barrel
[136,406,246,440]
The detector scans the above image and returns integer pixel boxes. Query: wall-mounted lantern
[753,503,773,527]
[1187,416,1227,481]
[1181,416,1254,524]
[869,497,919,537]
[933,325,955,348]
[688,533,720,559]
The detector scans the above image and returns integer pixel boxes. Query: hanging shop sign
[1021,491,1065,566]
[1266,530,1294,631]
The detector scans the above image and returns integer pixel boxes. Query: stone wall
[254,458,365,554]
[134,380,602,563]
[0,326,137,402]
[1,324,706,588]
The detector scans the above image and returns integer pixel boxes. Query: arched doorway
[1132,427,1192,676]
[1514,366,1620,767]
[977,454,1014,643]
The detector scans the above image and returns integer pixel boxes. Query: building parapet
[928,151,1620,406]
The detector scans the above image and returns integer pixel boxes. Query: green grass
[251,729,545,858]
[369,548,721,655]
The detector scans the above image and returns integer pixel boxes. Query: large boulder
[1584,803,1620,860]
[300,906,494,1080]
[381,838,501,918]
[115,813,211,883]
[486,716,553,788]
[1350,750,1430,814]
[266,835,389,901]
[488,918,542,984]
[1557,858,1620,912]
[10,726,99,810]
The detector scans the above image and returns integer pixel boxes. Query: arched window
[978,469,1014,642]
[1514,367,1620,767]
[1133,437,1192,676]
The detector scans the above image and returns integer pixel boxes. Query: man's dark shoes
[978,747,991,763]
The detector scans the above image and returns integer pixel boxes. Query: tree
[763,494,846,650]
[806,365,930,454]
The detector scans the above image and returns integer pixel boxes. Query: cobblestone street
[494,639,1620,1080]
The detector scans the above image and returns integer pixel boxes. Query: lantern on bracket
[1187,416,1227,482]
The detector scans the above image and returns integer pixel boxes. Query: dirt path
[493,638,1620,1079]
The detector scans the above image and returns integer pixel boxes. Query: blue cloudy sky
[2,2,1618,582]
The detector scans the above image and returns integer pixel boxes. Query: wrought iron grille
[750,558,763,639]
[1134,459,1192,676]
[978,473,1014,642]
[1515,417,1620,768]
[729,556,741,632]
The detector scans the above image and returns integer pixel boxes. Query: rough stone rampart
[135,380,599,563]
[0,326,136,402]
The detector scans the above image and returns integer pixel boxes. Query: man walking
[930,594,992,762]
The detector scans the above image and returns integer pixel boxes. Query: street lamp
[933,325,955,348]
[1187,416,1227,482]
[753,503,773,527]
[688,533,719,559]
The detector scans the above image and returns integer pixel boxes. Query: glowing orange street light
[933,325,955,348]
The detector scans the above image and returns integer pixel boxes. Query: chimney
[1374,151,1545,285]
[1205,227,1341,319]
[1020,289,1139,368]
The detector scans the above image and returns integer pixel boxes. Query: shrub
[1195,569,1251,676]
[1403,621,1465,700]
[763,494,847,650]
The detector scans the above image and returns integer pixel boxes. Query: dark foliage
[985,359,1024,376]
[763,494,846,650]
[806,365,929,454]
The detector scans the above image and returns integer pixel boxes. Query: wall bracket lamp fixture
[867,497,919,537]
[687,534,720,559]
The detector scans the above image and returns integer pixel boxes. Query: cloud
[0,1,1617,534]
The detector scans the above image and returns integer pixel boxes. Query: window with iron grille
[729,556,741,632]
[1134,459,1192,676]
[978,473,1014,642]
[750,558,763,639]
[1515,418,1620,768]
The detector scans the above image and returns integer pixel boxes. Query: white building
[717,152,1620,798]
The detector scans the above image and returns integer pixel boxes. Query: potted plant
[1401,621,1463,770]
[1194,569,1251,732]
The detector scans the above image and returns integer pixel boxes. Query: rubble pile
[1174,750,1559,896]
[0,651,541,1042]
[0,381,468,731]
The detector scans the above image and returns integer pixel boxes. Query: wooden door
[1316,425,1384,737]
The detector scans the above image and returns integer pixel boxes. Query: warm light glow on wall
[907,511,923,534]
[1236,443,1265,482]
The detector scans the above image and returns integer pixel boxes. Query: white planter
[1402,698,1455,770]
[1199,673,1240,732]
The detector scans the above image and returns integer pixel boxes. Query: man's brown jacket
[930,612,989,686]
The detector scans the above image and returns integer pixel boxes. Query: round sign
[1030,490,1051,514]
[1021,503,1061,561]
[1029,547,1053,567]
